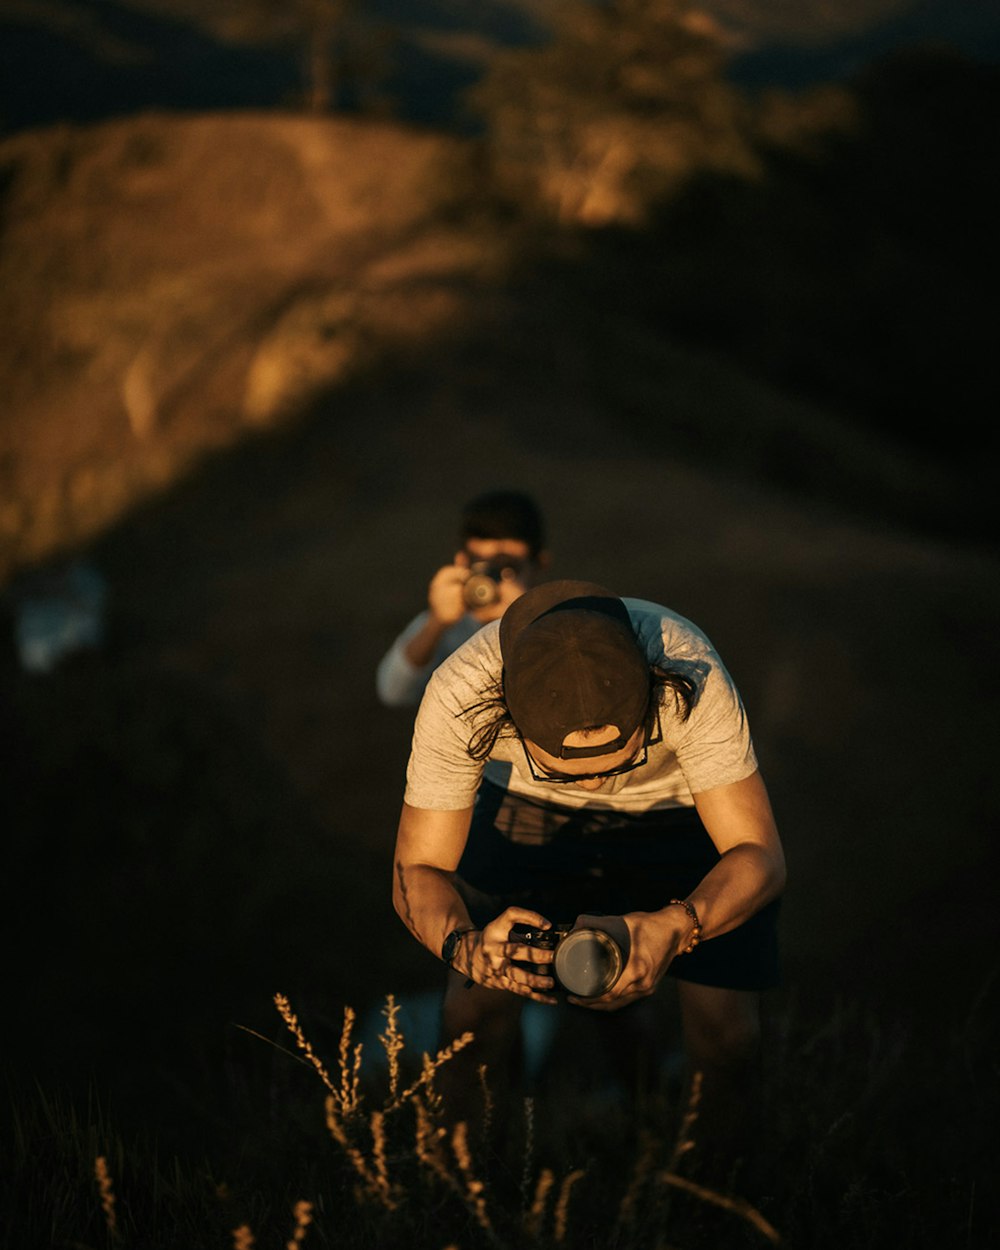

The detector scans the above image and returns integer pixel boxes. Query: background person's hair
[459,490,545,558]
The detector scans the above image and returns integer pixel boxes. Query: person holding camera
[375,491,549,708]
[391,579,786,1172]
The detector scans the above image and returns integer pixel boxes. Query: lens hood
[553,926,625,997]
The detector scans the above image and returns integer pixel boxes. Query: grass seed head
[94,1156,118,1238]
[286,1199,313,1248]
[554,1169,586,1243]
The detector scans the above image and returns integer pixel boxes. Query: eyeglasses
[519,712,662,785]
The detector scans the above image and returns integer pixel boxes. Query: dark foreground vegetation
[4,980,996,1248]
[4,959,995,1249]
[2,633,997,1250]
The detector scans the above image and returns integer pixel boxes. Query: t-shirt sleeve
[626,600,758,795]
[403,649,487,811]
[669,655,758,793]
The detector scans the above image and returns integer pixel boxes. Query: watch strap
[442,927,475,967]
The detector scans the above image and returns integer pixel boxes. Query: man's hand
[568,909,688,1012]
[426,552,530,629]
[454,907,559,1004]
[400,560,472,668]
[492,566,527,614]
[426,561,470,628]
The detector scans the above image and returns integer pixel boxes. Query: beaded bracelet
[669,898,702,954]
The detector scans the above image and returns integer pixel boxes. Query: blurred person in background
[376,490,549,707]
[392,580,786,1182]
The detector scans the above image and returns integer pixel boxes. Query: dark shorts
[455,780,781,991]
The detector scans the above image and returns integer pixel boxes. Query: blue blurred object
[12,561,107,674]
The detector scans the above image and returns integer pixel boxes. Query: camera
[462,557,523,609]
[509,919,629,998]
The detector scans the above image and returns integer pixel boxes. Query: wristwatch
[442,927,475,968]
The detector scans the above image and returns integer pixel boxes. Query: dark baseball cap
[499,580,650,759]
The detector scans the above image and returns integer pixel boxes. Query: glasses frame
[519,707,662,785]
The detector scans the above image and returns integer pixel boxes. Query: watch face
[443,929,467,964]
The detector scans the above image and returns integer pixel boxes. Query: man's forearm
[680,842,786,941]
[393,860,474,960]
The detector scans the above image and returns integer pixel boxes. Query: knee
[698,1012,760,1071]
[442,977,522,1046]
[681,991,761,1072]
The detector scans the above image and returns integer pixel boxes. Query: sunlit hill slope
[1,26,997,587]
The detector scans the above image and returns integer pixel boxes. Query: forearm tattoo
[395,861,420,939]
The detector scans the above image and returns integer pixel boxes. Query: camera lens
[553,928,624,997]
[463,573,500,608]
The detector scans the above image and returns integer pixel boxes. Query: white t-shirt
[404,598,757,814]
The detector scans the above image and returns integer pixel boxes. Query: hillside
[0,111,504,581]
[3,40,997,588]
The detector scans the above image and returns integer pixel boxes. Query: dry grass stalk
[450,1119,473,1173]
[658,1172,781,1244]
[414,1096,451,1186]
[369,1110,399,1208]
[418,1051,444,1117]
[415,1101,500,1240]
[477,1063,493,1150]
[451,1120,492,1232]
[262,996,779,1247]
[337,1005,363,1115]
[651,1070,706,1236]
[274,994,401,1209]
[667,1069,702,1171]
[285,1199,313,1248]
[393,1030,474,1109]
[616,1129,660,1230]
[379,995,404,1102]
[273,994,338,1099]
[324,1095,399,1210]
[554,1168,586,1243]
[94,1156,118,1239]
[520,1096,535,1209]
[231,1226,255,1250]
[524,1167,554,1239]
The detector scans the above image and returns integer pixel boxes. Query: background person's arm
[404,560,470,667]
[375,560,471,706]
[375,626,435,706]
